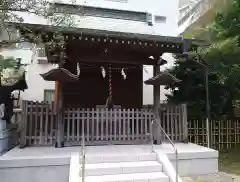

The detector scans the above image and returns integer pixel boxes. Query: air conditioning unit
[146,13,153,26]
[37,58,48,64]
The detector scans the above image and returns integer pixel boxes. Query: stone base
[0,120,6,131]
[0,119,10,155]
[0,129,10,155]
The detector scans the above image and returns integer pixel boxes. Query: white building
[0,0,216,103]
[178,0,229,36]
[0,0,180,104]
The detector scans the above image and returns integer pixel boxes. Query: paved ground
[183,172,240,182]
[183,146,240,182]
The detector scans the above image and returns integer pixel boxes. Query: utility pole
[194,55,211,148]
[182,40,211,148]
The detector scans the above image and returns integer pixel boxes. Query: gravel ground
[182,172,240,182]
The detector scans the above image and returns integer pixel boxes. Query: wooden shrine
[17,25,202,147]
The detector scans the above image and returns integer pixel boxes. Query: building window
[146,13,153,26]
[154,15,166,23]
[53,4,147,22]
[44,89,55,103]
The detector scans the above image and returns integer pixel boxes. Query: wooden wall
[62,61,143,108]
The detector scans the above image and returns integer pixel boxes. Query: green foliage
[0,0,78,49]
[0,55,17,69]
[166,42,240,119]
[213,0,240,38]
[166,0,240,119]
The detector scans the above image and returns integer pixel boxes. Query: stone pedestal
[0,119,10,155]
[0,119,6,131]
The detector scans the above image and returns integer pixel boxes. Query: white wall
[0,48,56,101]
[20,64,56,101]
[0,49,33,65]
[13,0,179,36]
[0,165,69,182]
[143,53,176,104]
[0,156,70,182]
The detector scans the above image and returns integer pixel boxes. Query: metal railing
[81,121,86,182]
[150,120,179,182]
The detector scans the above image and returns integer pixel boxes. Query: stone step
[80,161,163,176]
[79,172,169,182]
[80,153,157,164]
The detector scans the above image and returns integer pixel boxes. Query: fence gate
[63,108,153,146]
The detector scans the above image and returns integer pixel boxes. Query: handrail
[150,120,179,182]
[81,124,86,182]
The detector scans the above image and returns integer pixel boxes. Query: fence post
[182,104,188,143]
[56,110,64,148]
[19,100,27,148]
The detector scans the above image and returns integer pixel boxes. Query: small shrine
[16,25,200,147]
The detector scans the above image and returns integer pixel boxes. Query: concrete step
[80,161,163,176]
[80,172,169,182]
[80,172,170,182]
[80,153,157,164]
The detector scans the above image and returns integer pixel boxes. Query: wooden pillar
[19,100,27,148]
[54,81,59,107]
[55,51,65,148]
[55,82,64,148]
[153,64,161,144]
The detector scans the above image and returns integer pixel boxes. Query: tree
[213,0,240,39]
[166,0,240,119]
[0,55,17,69]
[0,0,79,49]
[166,37,240,119]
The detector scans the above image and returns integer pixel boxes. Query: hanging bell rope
[108,64,113,103]
[105,64,113,108]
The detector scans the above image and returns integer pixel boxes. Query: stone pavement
[182,172,240,182]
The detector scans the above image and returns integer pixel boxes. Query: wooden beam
[67,49,157,65]
[66,37,182,54]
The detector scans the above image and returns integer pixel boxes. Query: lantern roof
[144,71,181,86]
